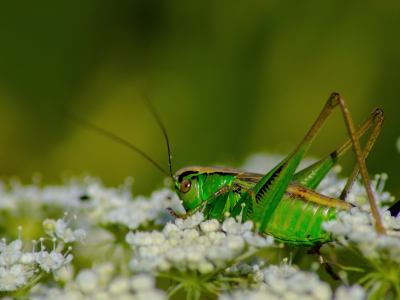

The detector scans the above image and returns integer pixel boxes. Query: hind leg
[293,108,384,191]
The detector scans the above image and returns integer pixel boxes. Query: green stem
[201,283,220,296]
[358,272,377,285]
[12,270,49,298]
[218,277,247,283]
[186,287,201,300]
[168,282,185,298]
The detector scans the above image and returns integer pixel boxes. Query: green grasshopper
[168,93,394,246]
[69,93,399,247]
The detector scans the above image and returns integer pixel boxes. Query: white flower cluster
[126,212,274,274]
[221,260,365,300]
[0,176,182,230]
[0,234,73,292]
[104,188,181,229]
[0,176,86,212]
[220,284,364,300]
[322,207,400,262]
[30,263,166,300]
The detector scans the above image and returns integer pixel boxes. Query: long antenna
[62,109,170,177]
[141,94,174,179]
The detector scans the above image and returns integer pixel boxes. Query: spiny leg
[293,108,384,190]
[335,95,385,234]
[339,110,384,200]
[242,93,341,232]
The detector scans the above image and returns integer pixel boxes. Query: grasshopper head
[174,166,202,211]
[174,166,245,212]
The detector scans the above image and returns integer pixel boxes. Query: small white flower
[92,291,110,300]
[222,218,254,235]
[93,262,115,286]
[76,269,98,294]
[334,284,365,300]
[162,222,183,238]
[19,253,35,265]
[151,231,166,245]
[108,276,130,295]
[200,219,221,233]
[347,224,377,243]
[0,264,27,291]
[6,240,23,252]
[221,217,242,235]
[179,238,193,247]
[131,274,155,291]
[73,229,86,243]
[166,237,180,247]
[135,290,167,300]
[56,264,75,283]
[263,263,297,278]
[128,258,159,272]
[35,250,70,273]
[242,232,274,248]
[242,221,254,232]
[183,229,200,240]
[207,231,226,242]
[287,272,318,294]
[175,212,204,229]
[55,219,75,243]
[0,250,22,267]
[125,231,135,244]
[312,281,333,300]
[157,258,171,272]
[185,248,203,264]
[264,272,287,294]
[206,246,234,266]
[196,236,211,247]
[138,246,161,259]
[225,235,245,253]
[166,248,185,264]
[125,231,153,247]
[321,220,351,236]
[198,260,215,274]
[43,219,57,236]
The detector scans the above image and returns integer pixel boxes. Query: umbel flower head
[0,214,84,297]
[125,210,274,297]
[126,212,274,274]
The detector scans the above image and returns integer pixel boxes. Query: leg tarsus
[323,262,342,282]
[307,245,342,282]
[166,207,189,219]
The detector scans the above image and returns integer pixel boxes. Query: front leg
[166,207,189,219]
[167,185,231,220]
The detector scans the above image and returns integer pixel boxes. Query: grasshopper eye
[181,179,191,193]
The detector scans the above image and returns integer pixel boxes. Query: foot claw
[166,207,187,219]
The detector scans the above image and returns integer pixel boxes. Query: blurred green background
[1,1,400,198]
